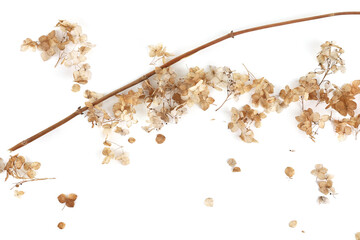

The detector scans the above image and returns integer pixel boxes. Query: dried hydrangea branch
[9,11,360,152]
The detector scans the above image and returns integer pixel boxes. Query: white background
[1,0,360,239]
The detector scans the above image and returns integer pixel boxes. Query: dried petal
[65,200,75,208]
[204,197,214,207]
[58,194,66,203]
[57,222,66,230]
[289,220,297,228]
[27,169,36,178]
[285,167,295,178]
[14,190,25,198]
[68,193,78,201]
[227,158,237,167]
[155,134,166,144]
[72,84,81,92]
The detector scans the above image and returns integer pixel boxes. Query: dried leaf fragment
[289,220,297,228]
[204,197,214,207]
[156,134,166,144]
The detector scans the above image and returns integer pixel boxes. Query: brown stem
[318,68,331,86]
[9,11,360,152]
[301,96,305,111]
[10,177,56,190]
[54,52,62,68]
[216,92,232,111]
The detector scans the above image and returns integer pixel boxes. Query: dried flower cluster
[58,193,78,208]
[295,109,330,141]
[3,155,41,181]
[21,20,94,92]
[277,41,359,142]
[311,164,335,204]
[102,140,130,165]
[148,44,172,64]
[317,41,345,74]
[70,41,360,167]
[228,105,266,143]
